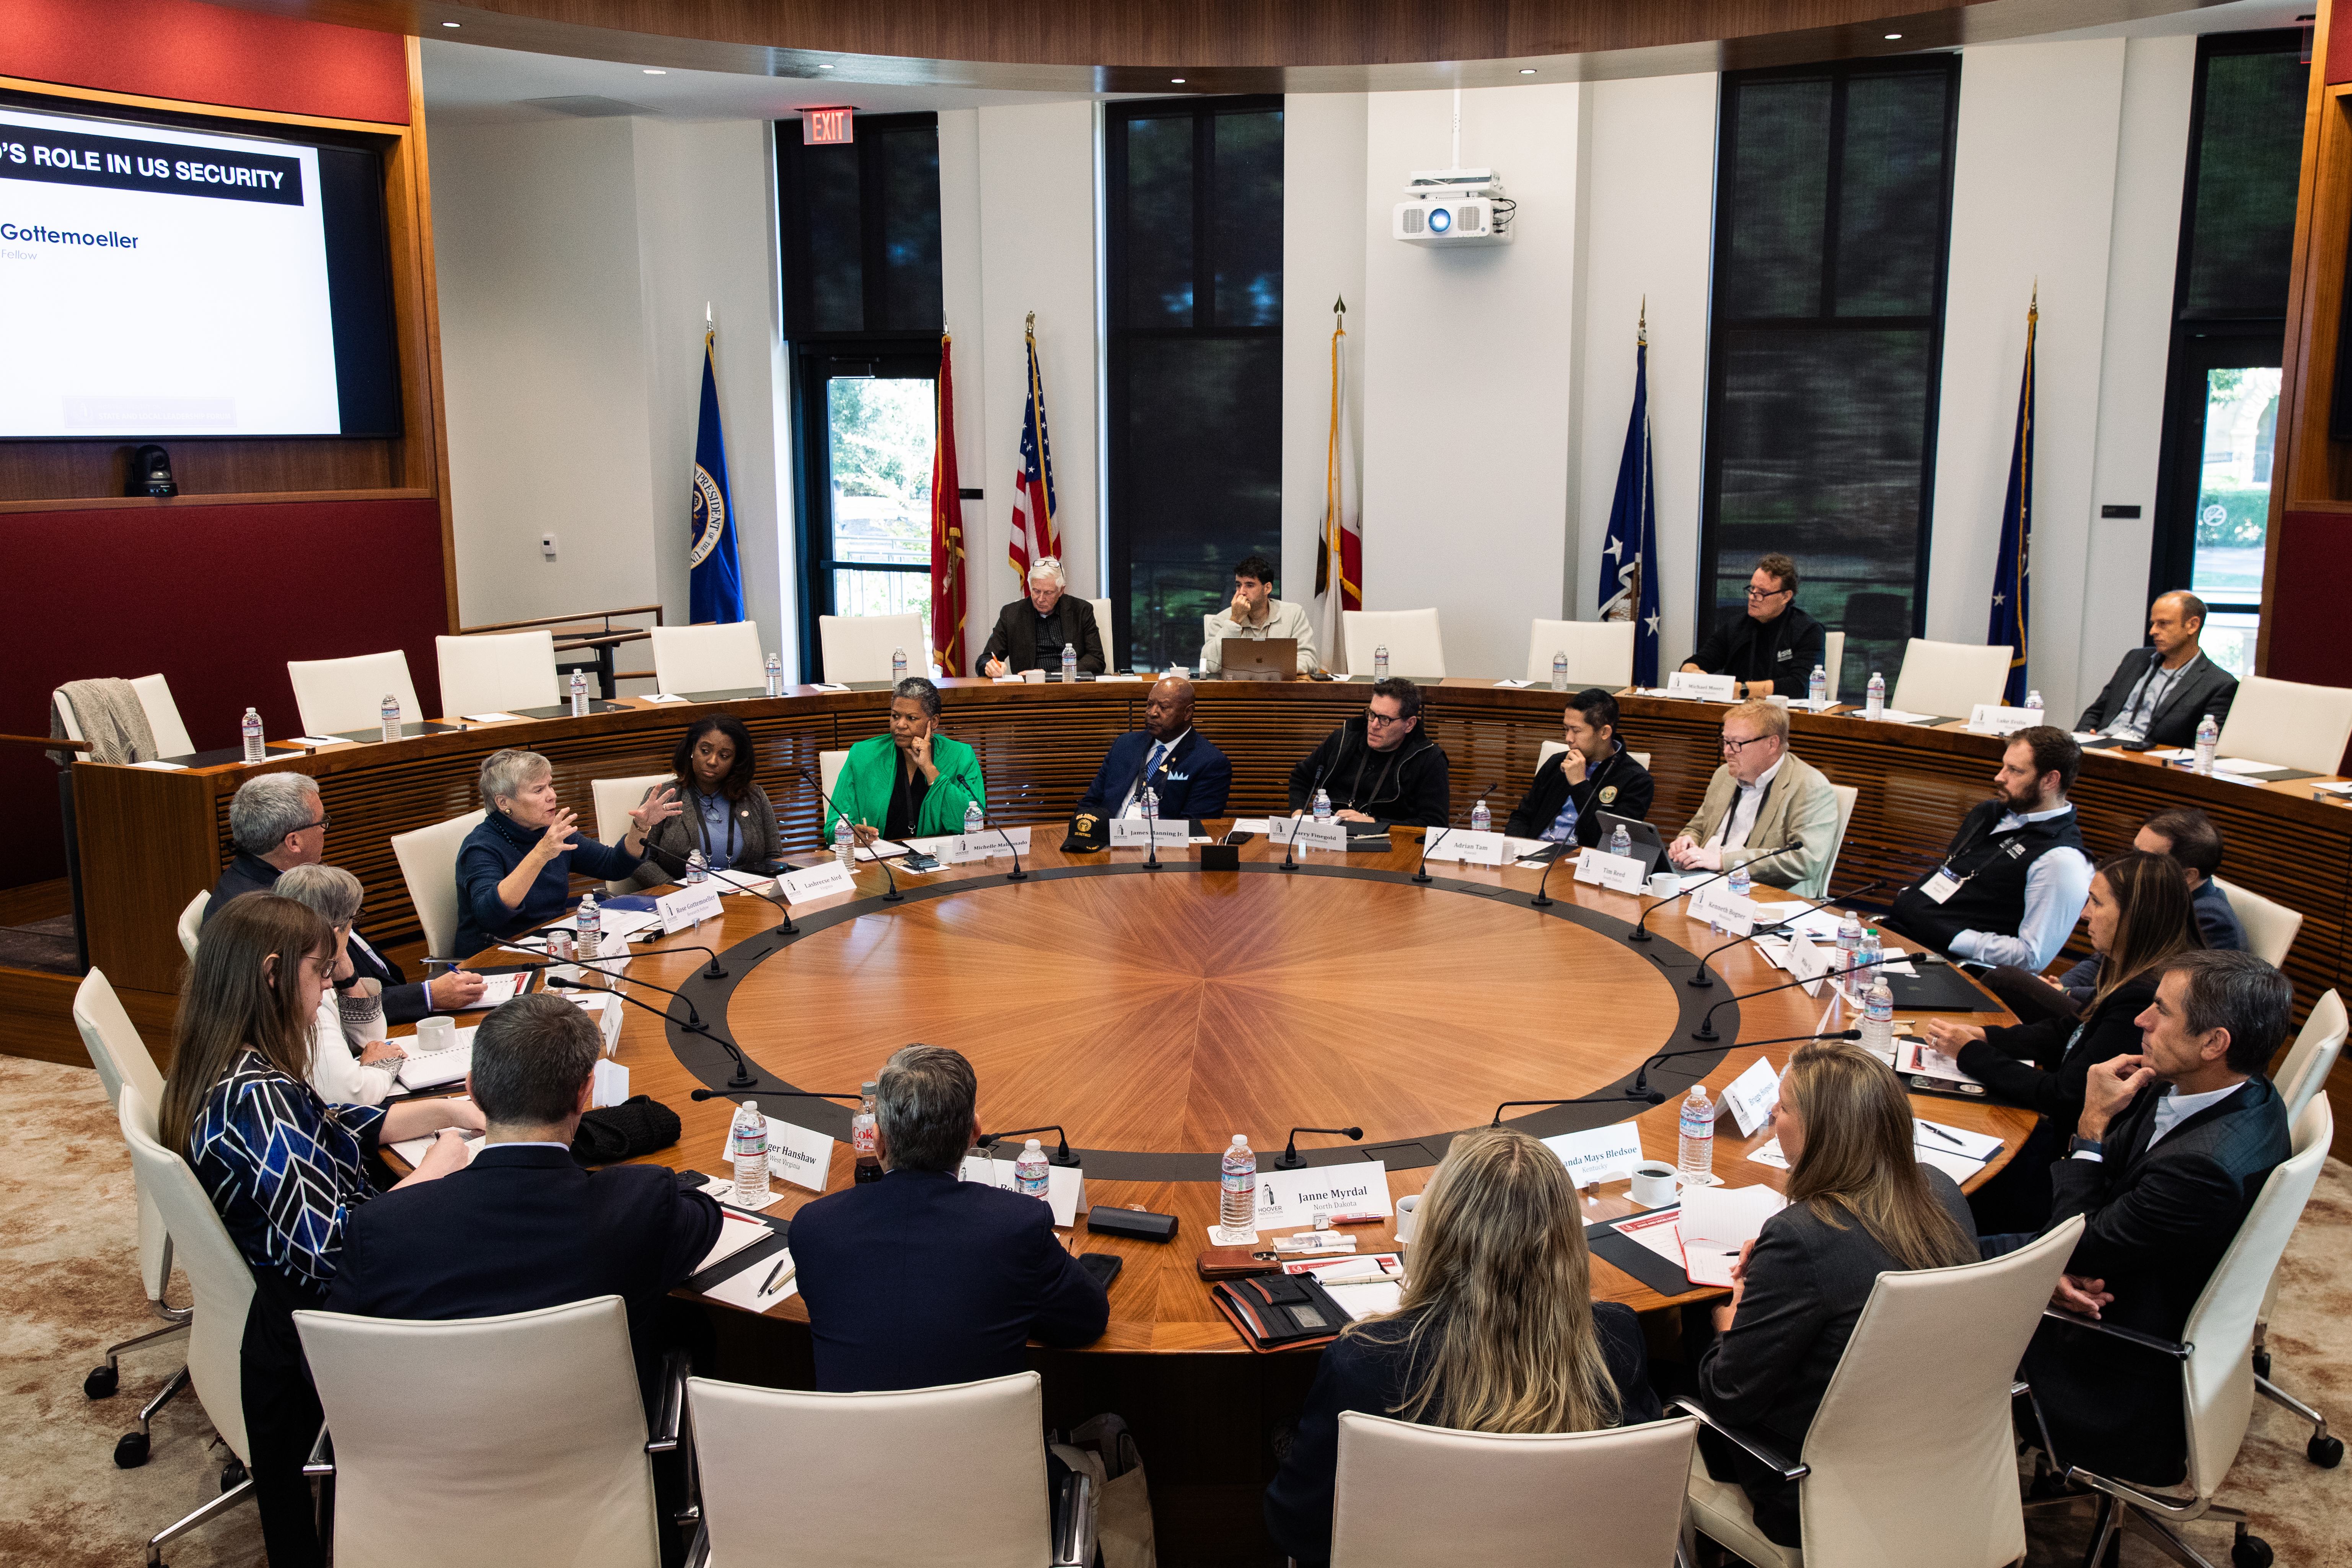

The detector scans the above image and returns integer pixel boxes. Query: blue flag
[689,329,744,624]
[1598,326,1661,685]
[1988,295,2036,704]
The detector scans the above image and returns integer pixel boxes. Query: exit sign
[802,108,854,145]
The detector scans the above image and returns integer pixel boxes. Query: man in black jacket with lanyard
[1287,678,1452,829]
[1503,687,1654,847]
[1680,552,1827,698]
[2009,950,2293,1484]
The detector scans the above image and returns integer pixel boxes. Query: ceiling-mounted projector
[1393,168,1514,247]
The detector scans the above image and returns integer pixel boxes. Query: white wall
[1359,85,1584,678]
[1928,40,2129,721]
[1281,94,1370,644]
[937,109,991,672]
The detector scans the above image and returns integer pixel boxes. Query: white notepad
[1677,1183,1786,1288]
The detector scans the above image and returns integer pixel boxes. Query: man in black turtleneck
[1286,678,1451,829]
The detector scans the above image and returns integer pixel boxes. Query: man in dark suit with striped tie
[1074,675,1233,823]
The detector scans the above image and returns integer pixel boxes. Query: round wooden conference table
[455,826,2032,1351]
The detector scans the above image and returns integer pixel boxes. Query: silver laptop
[1220,637,1297,681]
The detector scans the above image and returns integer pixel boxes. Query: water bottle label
[731,1125,768,1157]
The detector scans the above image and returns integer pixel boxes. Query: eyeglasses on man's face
[1366,708,1410,729]
[1744,584,1791,602]
[1720,733,1770,753]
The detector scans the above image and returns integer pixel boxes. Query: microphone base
[724,1064,759,1088]
[1279,859,1301,872]
[703,960,729,978]
[1688,1025,1721,1042]
[1048,1152,1081,1167]
[1005,868,1028,882]
[1528,893,1554,908]
[1685,969,1716,989]
[770,920,797,937]
[880,889,904,903]
[1144,857,1162,870]
[1272,1152,1308,1170]
[1409,870,1434,885]
[1625,928,1654,943]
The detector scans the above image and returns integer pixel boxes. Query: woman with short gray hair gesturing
[453,747,681,957]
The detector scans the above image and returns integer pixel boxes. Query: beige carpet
[3,1053,2347,1568]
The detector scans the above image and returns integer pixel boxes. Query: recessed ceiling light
[1520,68,1537,75]
[1170,77,1186,83]
[644,68,667,75]
[442,20,459,26]
[818,63,834,69]
[1884,32,1903,39]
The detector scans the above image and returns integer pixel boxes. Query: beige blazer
[1677,750,1844,898]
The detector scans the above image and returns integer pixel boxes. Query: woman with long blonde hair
[1695,1040,1976,1548]
[1264,1126,1661,1565]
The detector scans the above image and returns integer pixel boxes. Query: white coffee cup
[1168,665,1190,679]
[1393,1193,1420,1245]
[1630,1161,1681,1208]
[413,1015,457,1055]
[1648,872,1679,900]
[1021,667,1046,685]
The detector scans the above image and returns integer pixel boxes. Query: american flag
[1009,313,1061,580]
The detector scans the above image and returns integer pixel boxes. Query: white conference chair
[818,748,868,842]
[2025,1097,2333,1563]
[296,1297,680,1568]
[2210,877,2301,969]
[1328,1411,1697,1567]
[1682,1216,2085,1568]
[651,622,765,697]
[51,674,196,761]
[2215,674,2352,776]
[390,810,481,962]
[1524,619,1635,689]
[73,971,193,1464]
[288,650,424,737]
[1821,630,1846,702]
[686,1370,1095,1568]
[176,889,208,959]
[592,773,674,893]
[1821,782,1860,895]
[436,631,560,717]
[818,613,926,685]
[1887,639,2012,720]
[1089,597,1116,666]
[119,1082,263,1561]
[1343,609,1446,678]
[2248,991,2345,1464]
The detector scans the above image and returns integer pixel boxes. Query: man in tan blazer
[1667,699,1844,897]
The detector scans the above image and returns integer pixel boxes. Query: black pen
[759,1255,795,1296]
[1915,1120,1965,1147]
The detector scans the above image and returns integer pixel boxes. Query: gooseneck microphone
[1689,961,1870,1042]
[801,763,900,903]
[1490,1088,1665,1124]
[1274,1126,1364,1169]
[691,1086,864,1106]
[542,966,709,1028]
[703,867,797,937]
[1282,759,1332,873]
[1631,1028,1864,1100]
[1528,842,1575,909]
[1413,782,1501,884]
[1685,880,1889,991]
[487,937,727,990]
[1625,841,1801,944]
[553,972,759,1087]
[979,1124,1078,1167]
[944,770,1027,881]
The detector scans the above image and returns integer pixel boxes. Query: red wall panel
[1,0,410,124]
[5,499,448,887]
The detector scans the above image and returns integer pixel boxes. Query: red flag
[1008,313,1062,580]
[930,330,968,675]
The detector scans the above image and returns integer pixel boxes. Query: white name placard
[1721,1056,1782,1137]
[1432,828,1507,867]
[656,883,724,934]
[590,1058,630,1108]
[1271,816,1350,852]
[1541,1120,1647,1187]
[1785,932,1833,995]
[1573,849,1649,893]
[1966,704,2042,735]
[1253,1160,1392,1228]
[1667,672,1739,703]
[778,860,858,903]
[1686,880,1755,936]
[958,1154,1086,1227]
[763,1118,837,1193]
[938,825,1033,863]
[1110,817,1191,847]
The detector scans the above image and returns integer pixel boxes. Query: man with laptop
[1201,552,1319,677]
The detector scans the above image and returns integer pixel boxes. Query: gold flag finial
[1025,310,1036,331]
[2029,279,2039,320]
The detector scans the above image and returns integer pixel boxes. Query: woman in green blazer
[824,677,986,845]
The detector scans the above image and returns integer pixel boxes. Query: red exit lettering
[802,108,854,146]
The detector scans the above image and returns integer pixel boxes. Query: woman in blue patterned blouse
[159,895,483,1568]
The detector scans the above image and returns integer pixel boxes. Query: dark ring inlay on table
[659,860,1738,1180]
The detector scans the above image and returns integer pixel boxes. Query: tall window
[1697,59,1961,698]
[1105,97,1284,672]
[777,114,945,678]
[2151,32,2308,680]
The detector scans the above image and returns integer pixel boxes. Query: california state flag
[1313,300,1360,667]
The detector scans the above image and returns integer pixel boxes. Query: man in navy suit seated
[1071,675,1232,827]
[791,1044,1110,1392]
[324,993,724,1416]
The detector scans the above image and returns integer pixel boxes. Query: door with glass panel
[2154,334,2280,681]
[791,348,937,681]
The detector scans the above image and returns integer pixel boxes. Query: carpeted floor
[0,915,78,975]
[2,1050,2345,1567]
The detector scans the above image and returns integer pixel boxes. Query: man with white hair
[979,557,1106,676]
[204,771,485,1018]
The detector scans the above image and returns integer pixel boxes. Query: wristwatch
[2066,1134,2104,1158]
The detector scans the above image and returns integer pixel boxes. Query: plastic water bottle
[891,646,908,683]
[963,799,984,841]
[1865,671,1886,721]
[2194,713,2219,776]
[851,1081,882,1183]
[1312,789,1333,822]
[1014,1138,1051,1201]
[240,707,265,763]
[764,652,783,698]
[379,693,401,744]
[1861,979,1896,1061]
[835,830,855,868]
[1220,1136,1257,1229]
[575,891,600,957]
[1141,784,1160,821]
[1835,911,1862,985]
[1373,644,1390,680]
[2024,690,2044,717]
[1062,642,1079,683]
[1677,1086,1715,1181]
[1808,664,1827,705]
[685,849,708,885]
[729,1099,770,1206]
[1858,927,1883,988]
[1550,650,1569,692]
[1469,797,1491,834]
[1728,862,1751,903]
[1609,823,1632,860]
[570,668,589,717]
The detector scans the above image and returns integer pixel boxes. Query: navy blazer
[323,1144,723,1413]
[1074,728,1233,820]
[789,1167,1109,1393]
[205,852,435,1025]
[453,810,645,958]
